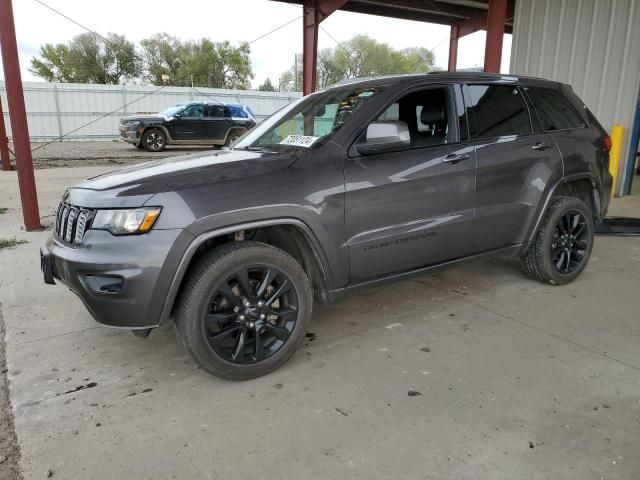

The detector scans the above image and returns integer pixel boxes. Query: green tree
[29,44,74,82]
[29,33,141,84]
[280,35,437,90]
[140,33,187,85]
[140,35,252,88]
[258,78,276,91]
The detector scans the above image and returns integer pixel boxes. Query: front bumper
[119,126,141,145]
[41,228,193,329]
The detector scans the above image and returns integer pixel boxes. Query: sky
[1,0,512,89]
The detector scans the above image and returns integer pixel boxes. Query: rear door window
[525,87,586,131]
[466,85,531,138]
[207,105,225,117]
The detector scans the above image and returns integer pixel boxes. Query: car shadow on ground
[103,258,520,382]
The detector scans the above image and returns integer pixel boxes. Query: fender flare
[141,124,172,142]
[526,173,600,244]
[158,218,331,324]
[223,126,248,145]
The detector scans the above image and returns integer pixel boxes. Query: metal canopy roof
[273,0,514,33]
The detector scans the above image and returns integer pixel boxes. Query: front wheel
[176,242,313,380]
[521,197,594,285]
[141,128,166,152]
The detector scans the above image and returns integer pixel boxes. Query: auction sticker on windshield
[280,135,319,147]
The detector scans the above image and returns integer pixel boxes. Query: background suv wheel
[141,128,166,152]
[177,241,313,380]
[521,197,594,285]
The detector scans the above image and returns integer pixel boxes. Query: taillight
[604,135,612,152]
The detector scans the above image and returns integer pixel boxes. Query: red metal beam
[0,96,11,171]
[303,2,319,96]
[448,24,459,72]
[458,12,487,38]
[0,0,41,230]
[484,0,508,73]
[302,0,346,95]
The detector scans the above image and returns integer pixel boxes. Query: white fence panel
[0,81,301,142]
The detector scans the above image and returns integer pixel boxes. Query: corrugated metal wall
[0,82,301,142]
[510,0,640,194]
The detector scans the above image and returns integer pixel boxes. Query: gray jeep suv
[41,73,613,380]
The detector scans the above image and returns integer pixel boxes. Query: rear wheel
[224,129,244,146]
[177,241,313,380]
[141,128,166,152]
[521,197,594,285]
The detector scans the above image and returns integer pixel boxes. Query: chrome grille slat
[65,207,78,242]
[74,210,89,244]
[55,203,64,235]
[60,206,70,240]
[55,202,94,245]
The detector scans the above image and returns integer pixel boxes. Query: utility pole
[294,54,298,92]
[0,0,41,230]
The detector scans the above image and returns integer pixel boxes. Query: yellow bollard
[609,125,624,196]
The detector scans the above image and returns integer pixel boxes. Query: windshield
[234,86,381,151]
[158,105,184,117]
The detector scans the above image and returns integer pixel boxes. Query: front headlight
[91,207,161,235]
[125,120,141,127]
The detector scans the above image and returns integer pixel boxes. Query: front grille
[55,203,94,245]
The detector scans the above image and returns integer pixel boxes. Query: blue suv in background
[119,101,257,151]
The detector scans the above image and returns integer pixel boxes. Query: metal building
[510,0,640,195]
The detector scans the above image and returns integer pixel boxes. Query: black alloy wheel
[521,196,594,285]
[550,210,589,274]
[204,266,298,364]
[177,241,313,380]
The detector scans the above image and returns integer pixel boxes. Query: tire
[521,197,594,285]
[141,128,166,152]
[176,241,313,380]
[224,130,243,147]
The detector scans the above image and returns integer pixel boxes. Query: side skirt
[324,244,526,303]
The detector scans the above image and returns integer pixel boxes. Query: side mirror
[356,121,410,155]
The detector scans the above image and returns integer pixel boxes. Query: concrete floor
[1,166,639,480]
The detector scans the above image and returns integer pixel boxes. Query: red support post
[484,0,508,73]
[0,96,11,171]
[303,1,319,96]
[0,0,40,230]
[448,24,459,72]
[302,0,346,95]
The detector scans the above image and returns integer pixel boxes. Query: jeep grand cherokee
[41,73,613,380]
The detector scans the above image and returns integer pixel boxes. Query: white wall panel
[511,0,640,193]
[0,82,301,142]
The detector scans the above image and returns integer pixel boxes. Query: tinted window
[372,87,452,149]
[207,105,225,117]
[526,87,586,131]
[182,104,204,117]
[466,85,531,138]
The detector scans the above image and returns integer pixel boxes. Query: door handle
[443,153,469,164]
[531,142,553,151]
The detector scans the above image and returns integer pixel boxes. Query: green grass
[0,208,8,214]
[0,238,28,250]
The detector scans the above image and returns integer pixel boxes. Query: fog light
[85,275,124,294]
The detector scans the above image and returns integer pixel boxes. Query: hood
[121,114,166,123]
[66,149,298,208]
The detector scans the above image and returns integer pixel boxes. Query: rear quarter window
[525,87,587,131]
[466,85,531,138]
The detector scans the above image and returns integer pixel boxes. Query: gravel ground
[7,141,217,169]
